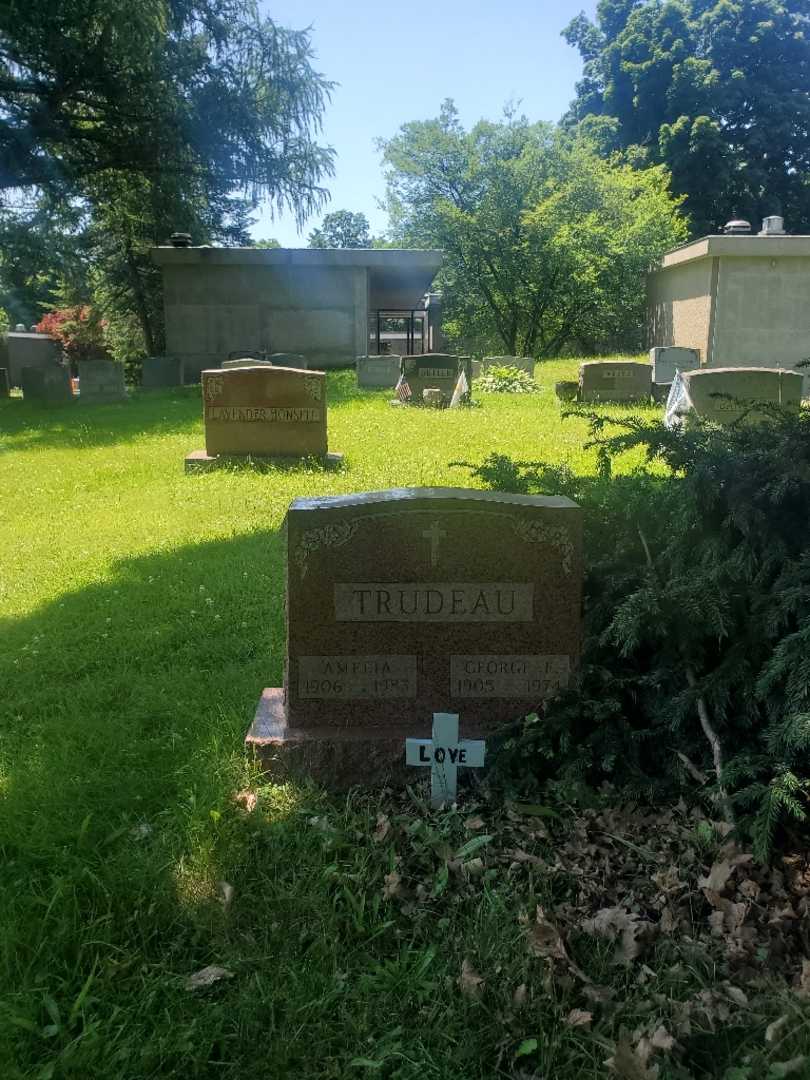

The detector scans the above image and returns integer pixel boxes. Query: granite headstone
[357,355,401,389]
[78,360,127,403]
[579,361,651,403]
[21,365,74,404]
[246,487,583,788]
[666,367,803,427]
[142,356,184,389]
[186,364,341,470]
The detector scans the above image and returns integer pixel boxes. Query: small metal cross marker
[422,521,447,567]
[405,713,486,808]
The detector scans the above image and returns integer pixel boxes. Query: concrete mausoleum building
[151,245,444,381]
[647,217,810,385]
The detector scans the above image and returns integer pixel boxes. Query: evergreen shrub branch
[454,407,810,859]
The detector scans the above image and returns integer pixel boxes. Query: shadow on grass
[0,526,286,855]
[0,386,203,452]
[0,371,373,454]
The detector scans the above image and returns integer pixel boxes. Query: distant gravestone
[0,368,9,398]
[21,365,74,404]
[141,356,183,389]
[222,358,273,370]
[665,367,804,428]
[650,346,700,387]
[579,361,651,403]
[246,486,583,788]
[398,354,470,406]
[78,360,127,403]
[483,355,535,377]
[6,333,61,386]
[14,324,26,333]
[186,364,341,471]
[356,355,401,389]
[270,353,307,369]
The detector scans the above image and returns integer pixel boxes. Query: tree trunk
[124,241,156,356]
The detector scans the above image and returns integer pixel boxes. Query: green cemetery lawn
[2,362,808,1080]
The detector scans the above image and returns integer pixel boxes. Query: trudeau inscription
[450,654,570,698]
[298,655,417,699]
[334,583,534,622]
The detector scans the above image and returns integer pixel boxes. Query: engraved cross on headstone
[422,521,447,567]
[405,713,486,807]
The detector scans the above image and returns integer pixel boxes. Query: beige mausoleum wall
[711,255,810,375]
[162,263,368,378]
[646,257,714,361]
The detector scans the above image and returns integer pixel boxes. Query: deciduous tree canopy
[563,0,810,236]
[380,101,686,357]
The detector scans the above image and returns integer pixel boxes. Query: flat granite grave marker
[579,361,652,403]
[186,364,342,471]
[665,367,804,427]
[246,486,583,788]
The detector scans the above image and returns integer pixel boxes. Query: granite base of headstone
[579,361,651,403]
[142,355,184,389]
[246,486,583,790]
[21,365,74,405]
[356,355,401,389]
[0,367,10,398]
[665,367,803,427]
[78,360,127,403]
[185,364,343,472]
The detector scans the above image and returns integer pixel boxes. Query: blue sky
[253,0,598,246]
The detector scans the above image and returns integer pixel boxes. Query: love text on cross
[405,712,485,807]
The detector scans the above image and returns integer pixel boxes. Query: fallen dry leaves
[185,965,234,991]
[458,958,485,998]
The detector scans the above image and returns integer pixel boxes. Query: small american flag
[395,374,412,402]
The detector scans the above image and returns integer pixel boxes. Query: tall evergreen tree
[0,0,335,355]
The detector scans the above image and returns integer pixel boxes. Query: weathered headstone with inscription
[185,364,342,471]
[579,360,651,403]
[397,354,472,406]
[665,367,803,428]
[246,487,583,788]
